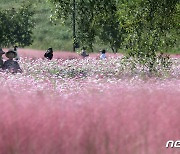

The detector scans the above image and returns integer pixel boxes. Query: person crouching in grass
[0,48,5,68]
[3,49,22,73]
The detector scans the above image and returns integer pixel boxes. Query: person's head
[0,48,5,56]
[6,49,17,60]
[47,47,53,53]
[101,49,106,54]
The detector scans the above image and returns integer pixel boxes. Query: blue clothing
[100,53,106,59]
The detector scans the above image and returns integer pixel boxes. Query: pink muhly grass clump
[0,80,179,154]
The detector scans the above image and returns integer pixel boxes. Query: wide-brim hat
[5,49,17,58]
[0,48,5,54]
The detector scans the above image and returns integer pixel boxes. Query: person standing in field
[100,49,106,59]
[3,49,22,73]
[14,46,20,61]
[80,47,89,58]
[44,47,53,60]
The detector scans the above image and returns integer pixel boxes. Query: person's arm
[2,61,7,70]
[44,52,49,58]
[15,62,20,69]
[15,62,22,73]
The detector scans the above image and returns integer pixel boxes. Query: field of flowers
[0,55,179,154]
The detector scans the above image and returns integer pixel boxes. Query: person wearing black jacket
[44,48,53,60]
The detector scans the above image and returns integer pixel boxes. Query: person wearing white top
[14,46,20,61]
[100,49,106,59]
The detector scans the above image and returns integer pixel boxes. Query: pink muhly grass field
[0,55,179,154]
[0,79,179,154]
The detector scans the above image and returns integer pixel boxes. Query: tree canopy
[49,0,125,52]
[0,3,34,47]
[49,0,179,54]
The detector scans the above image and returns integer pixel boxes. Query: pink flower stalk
[0,78,179,154]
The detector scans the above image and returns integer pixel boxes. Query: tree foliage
[117,0,179,71]
[49,0,124,52]
[0,2,34,47]
[94,0,125,53]
[49,0,179,58]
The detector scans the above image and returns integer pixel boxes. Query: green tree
[75,0,96,52]
[118,0,179,71]
[94,0,125,53]
[0,2,34,47]
[49,0,97,51]
[49,0,124,52]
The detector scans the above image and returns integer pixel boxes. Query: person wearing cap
[3,49,22,73]
[44,47,53,60]
[0,48,5,68]
[100,49,106,59]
